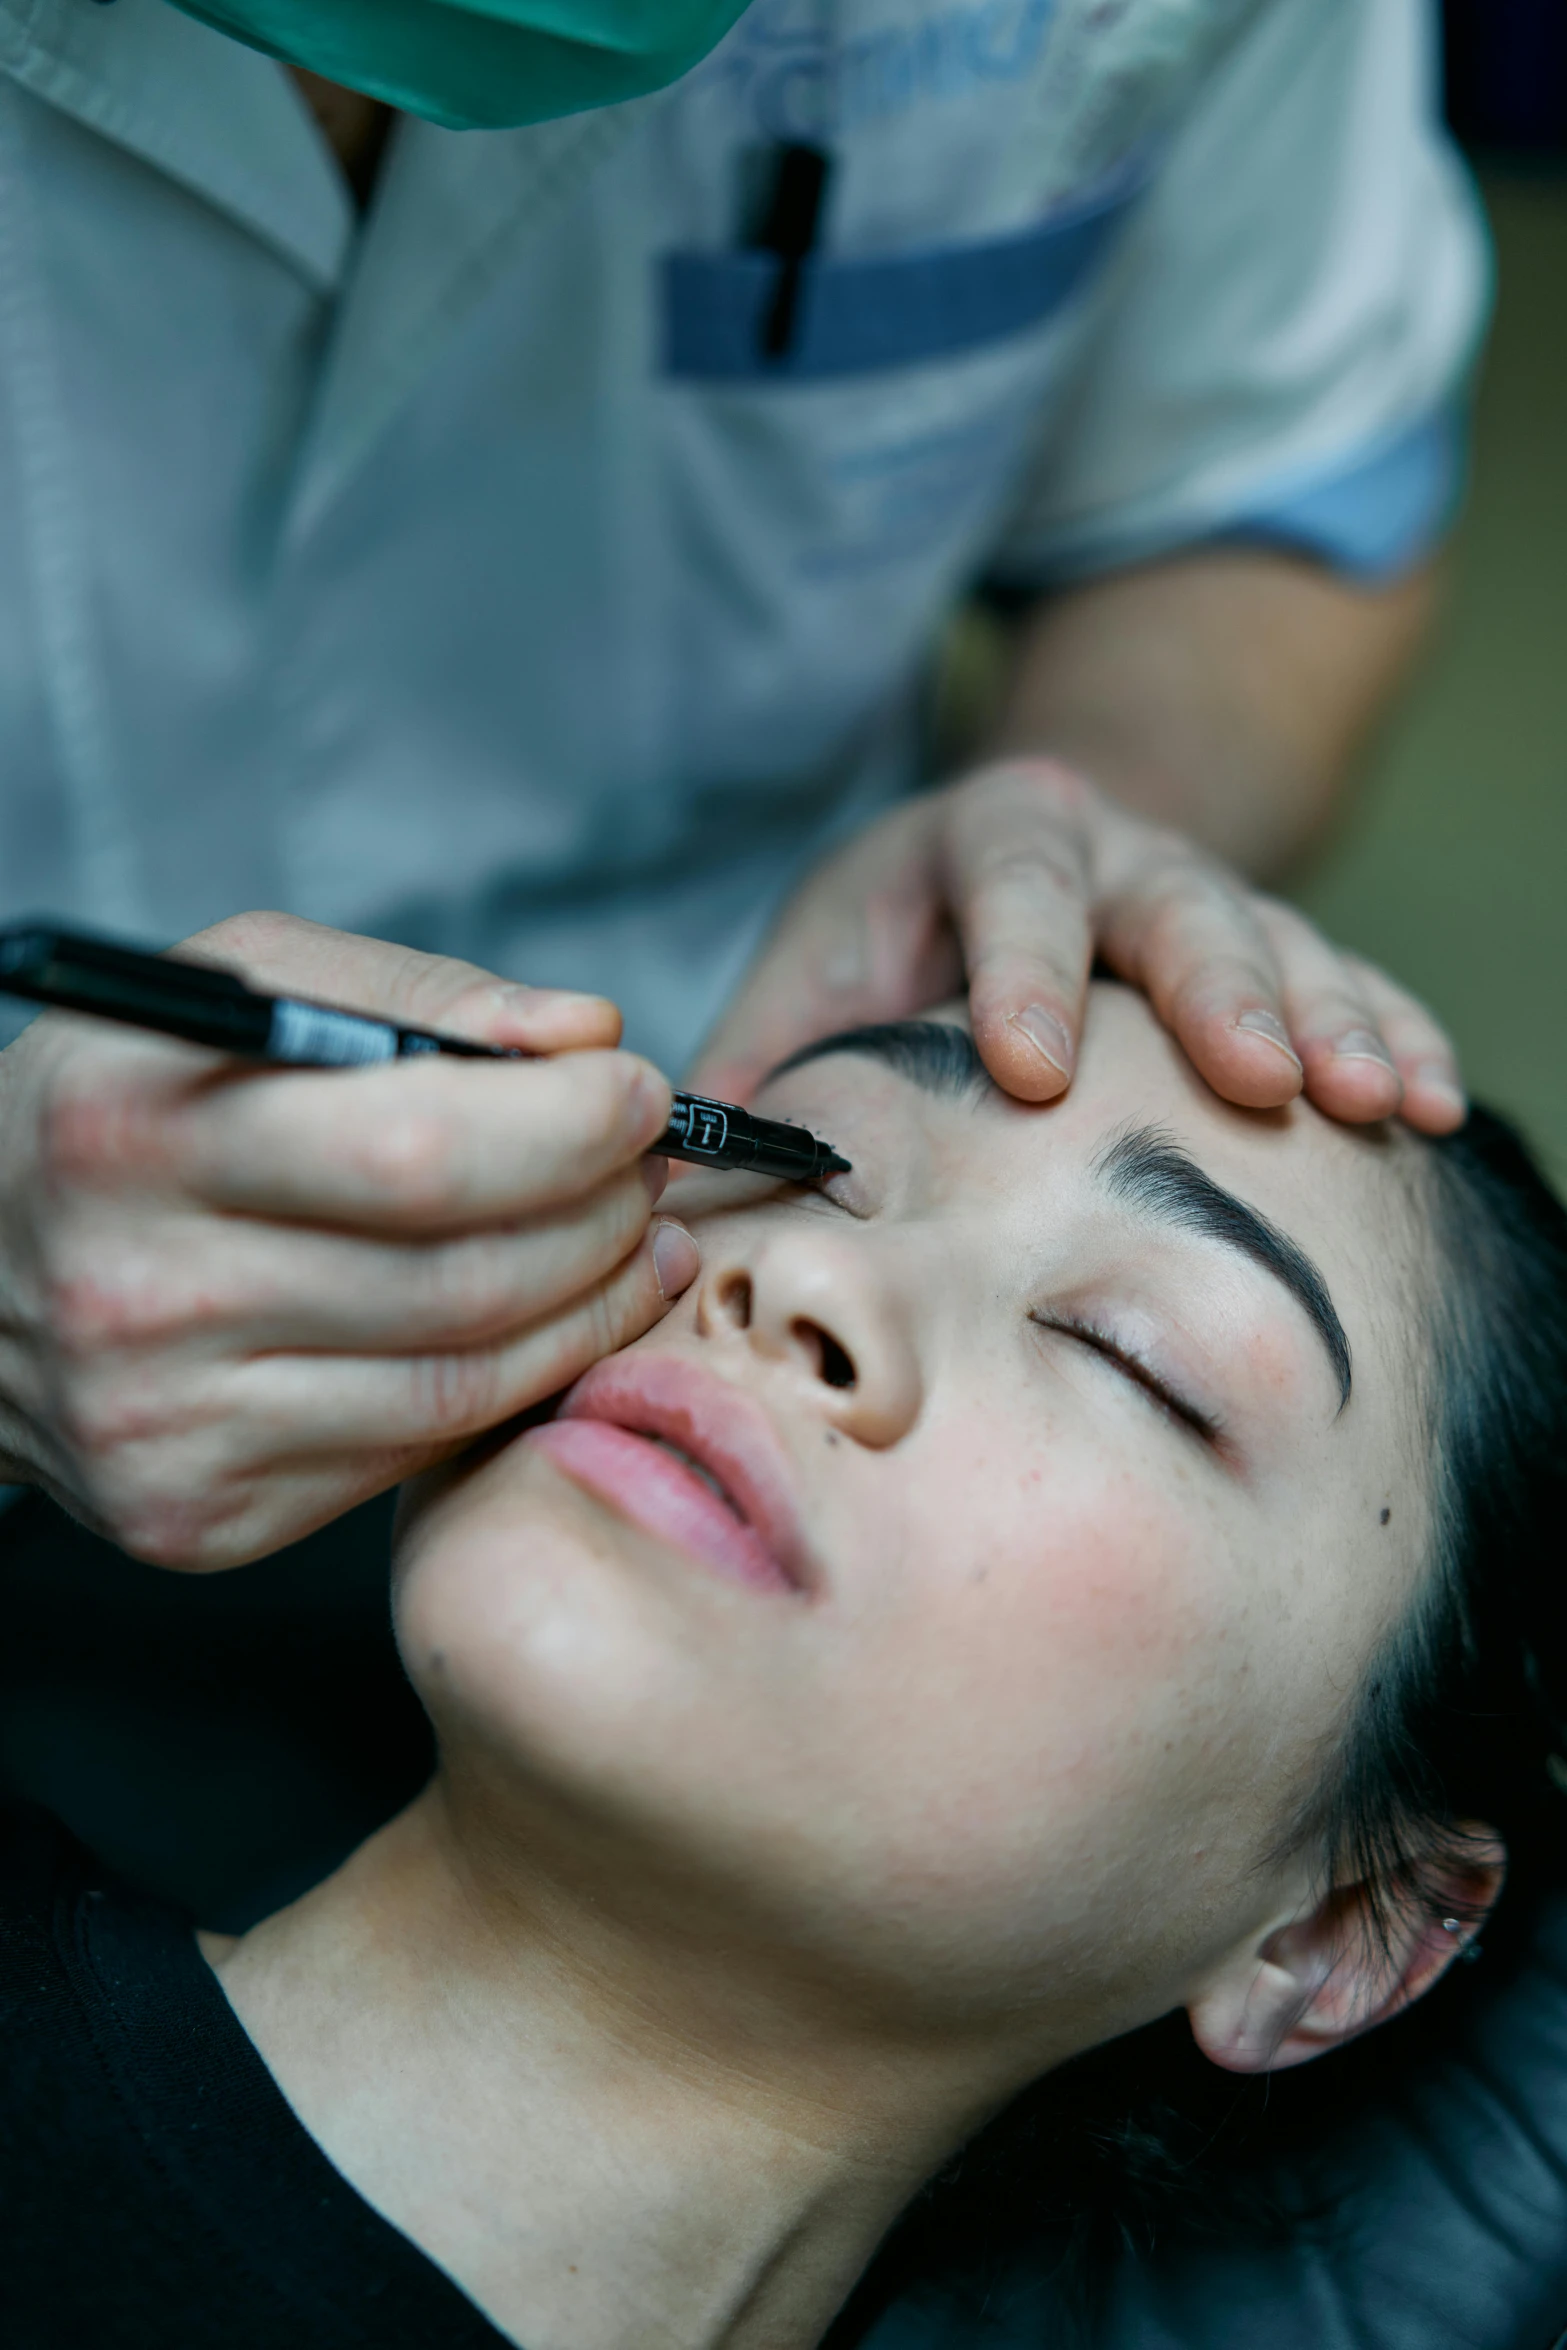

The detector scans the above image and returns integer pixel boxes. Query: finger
[1097,859,1304,1110]
[59,1218,703,1569]
[46,1167,660,1359]
[942,762,1095,1102]
[691,804,955,1103]
[1252,901,1404,1124]
[1343,959,1466,1134]
[225,1218,702,1453]
[182,911,623,1054]
[175,1049,672,1231]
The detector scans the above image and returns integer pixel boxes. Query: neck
[205,1783,1040,2350]
[288,68,393,209]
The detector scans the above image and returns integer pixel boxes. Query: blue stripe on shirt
[1218,409,1466,581]
[661,166,1143,381]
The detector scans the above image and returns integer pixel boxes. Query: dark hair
[841,1105,1567,2329]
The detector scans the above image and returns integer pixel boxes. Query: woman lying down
[8,982,1567,2350]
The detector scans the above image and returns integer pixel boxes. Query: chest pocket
[661,163,1142,381]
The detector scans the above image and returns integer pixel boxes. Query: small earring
[1441,1917,1463,1932]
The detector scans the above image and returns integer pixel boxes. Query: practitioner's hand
[695,759,1465,1133]
[0,914,699,1569]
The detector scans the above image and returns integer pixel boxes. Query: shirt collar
[0,0,352,288]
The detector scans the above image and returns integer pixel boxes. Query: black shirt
[0,1808,510,2349]
[7,1798,1567,2350]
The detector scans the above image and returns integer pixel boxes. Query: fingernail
[1333,1028,1397,1071]
[634,1063,676,1136]
[652,1219,700,1301]
[1233,1008,1304,1075]
[1007,1004,1074,1080]
[641,1154,669,1206]
[1414,1063,1467,1116]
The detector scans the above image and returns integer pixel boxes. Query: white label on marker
[683,1102,730,1155]
[269,999,399,1066]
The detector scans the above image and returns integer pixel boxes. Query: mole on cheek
[1379,1507,1391,1527]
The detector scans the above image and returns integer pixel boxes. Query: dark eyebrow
[1095,1125,1352,1410]
[768,1032,1352,1412]
[769,1019,989,1099]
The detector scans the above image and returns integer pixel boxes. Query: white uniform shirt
[0,0,1485,1067]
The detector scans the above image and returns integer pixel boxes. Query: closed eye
[1032,1314,1223,1444]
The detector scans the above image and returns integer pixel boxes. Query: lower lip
[524,1418,795,1594]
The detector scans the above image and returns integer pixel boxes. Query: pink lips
[524,1357,813,1597]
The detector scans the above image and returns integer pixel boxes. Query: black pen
[0,925,851,1184]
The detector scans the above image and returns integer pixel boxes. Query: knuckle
[575,1291,633,1376]
[38,1082,141,1190]
[46,1263,153,1358]
[428,974,514,1040]
[416,1239,501,1334]
[42,1242,220,1358]
[201,909,298,965]
[409,1348,501,1436]
[979,755,1093,825]
[352,1114,458,1216]
[43,1240,236,1372]
[62,1372,174,1464]
[1135,867,1267,965]
[1122,836,1223,900]
[386,946,491,1029]
[115,1489,237,1572]
[584,1274,628,1362]
[1166,950,1277,1024]
[541,1261,652,1393]
[979,844,1086,907]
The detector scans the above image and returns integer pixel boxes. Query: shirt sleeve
[986,0,1490,589]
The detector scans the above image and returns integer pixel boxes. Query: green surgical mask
[170,0,754,131]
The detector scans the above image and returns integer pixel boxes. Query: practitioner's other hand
[0,914,699,1569]
[694,760,1466,1133]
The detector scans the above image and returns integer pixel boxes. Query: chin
[395,1441,728,1792]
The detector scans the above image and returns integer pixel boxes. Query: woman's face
[396,985,1436,2052]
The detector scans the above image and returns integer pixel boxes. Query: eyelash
[1032,1314,1222,1444]
[800,1187,1222,1443]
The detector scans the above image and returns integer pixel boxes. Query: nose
[693,1224,923,1446]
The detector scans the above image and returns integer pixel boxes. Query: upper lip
[557,1355,819,1596]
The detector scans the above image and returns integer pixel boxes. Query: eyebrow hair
[770,1019,989,1099]
[1095,1124,1352,1409]
[772,1023,1353,1410]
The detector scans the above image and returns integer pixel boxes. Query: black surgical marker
[0,925,851,1183]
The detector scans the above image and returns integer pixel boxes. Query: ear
[1187,1827,1506,2076]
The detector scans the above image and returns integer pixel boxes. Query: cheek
[819,1401,1266,1947]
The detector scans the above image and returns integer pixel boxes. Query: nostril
[716,1270,753,1330]
[795,1320,856,1389]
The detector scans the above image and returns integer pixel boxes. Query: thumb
[691,813,957,1101]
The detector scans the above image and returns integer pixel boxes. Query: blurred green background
[1295,169,1567,1185]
